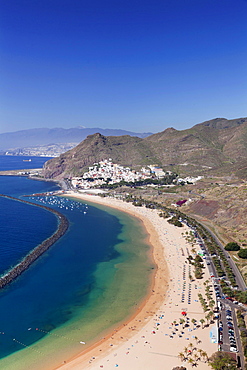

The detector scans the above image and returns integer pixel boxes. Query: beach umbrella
[181,311,187,316]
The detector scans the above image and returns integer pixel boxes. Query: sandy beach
[55,192,217,370]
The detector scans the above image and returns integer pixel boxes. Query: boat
[23,159,32,162]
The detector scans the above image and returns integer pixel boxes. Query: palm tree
[200,318,205,328]
[188,342,194,352]
[201,350,208,362]
[197,348,203,360]
[209,299,215,311]
[193,352,199,362]
[180,318,185,328]
[205,286,211,293]
[187,357,195,367]
[205,313,211,325]
[191,318,196,328]
[194,336,198,344]
[178,352,186,362]
[208,310,214,323]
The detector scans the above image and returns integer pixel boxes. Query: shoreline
[54,192,217,369]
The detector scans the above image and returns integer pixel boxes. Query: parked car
[230,346,238,352]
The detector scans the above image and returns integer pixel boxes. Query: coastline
[55,192,217,370]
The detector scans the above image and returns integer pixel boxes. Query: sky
[0,0,246,134]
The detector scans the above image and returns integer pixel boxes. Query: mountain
[195,117,247,129]
[42,117,247,180]
[43,133,158,179]
[0,127,152,151]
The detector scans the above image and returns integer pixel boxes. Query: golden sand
[54,192,217,370]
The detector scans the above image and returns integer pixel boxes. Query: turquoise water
[0,156,152,368]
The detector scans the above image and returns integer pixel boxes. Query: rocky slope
[42,117,247,180]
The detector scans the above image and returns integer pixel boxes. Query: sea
[0,155,153,369]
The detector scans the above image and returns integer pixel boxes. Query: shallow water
[0,157,153,369]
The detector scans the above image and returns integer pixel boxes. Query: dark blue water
[0,156,122,360]
[0,155,53,171]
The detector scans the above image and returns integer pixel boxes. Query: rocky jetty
[0,194,69,289]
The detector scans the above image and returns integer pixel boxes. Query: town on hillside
[69,159,202,190]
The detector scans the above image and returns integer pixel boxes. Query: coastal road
[206,225,246,291]
[183,217,245,368]
[220,301,245,368]
[192,219,246,291]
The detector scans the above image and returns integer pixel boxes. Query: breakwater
[0,194,69,289]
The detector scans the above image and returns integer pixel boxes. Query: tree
[238,248,247,259]
[225,242,240,251]
[236,290,247,304]
[191,318,197,328]
[209,352,237,369]
[187,358,195,366]
[194,255,203,263]
[209,300,215,311]
[201,350,208,362]
[205,313,212,325]
[178,352,186,362]
[180,318,185,328]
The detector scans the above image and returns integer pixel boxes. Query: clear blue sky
[0,0,246,134]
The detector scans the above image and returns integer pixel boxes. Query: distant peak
[164,127,176,133]
[86,132,105,140]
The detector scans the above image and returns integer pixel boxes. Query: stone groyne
[0,194,69,289]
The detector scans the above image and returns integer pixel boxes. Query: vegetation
[209,352,237,369]
[100,173,179,189]
[177,344,208,367]
[102,194,246,303]
[238,249,247,259]
[225,242,240,251]
[236,309,247,361]
[168,216,183,227]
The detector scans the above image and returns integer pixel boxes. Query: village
[70,158,203,190]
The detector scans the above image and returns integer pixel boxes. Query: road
[200,222,246,291]
[182,218,246,368]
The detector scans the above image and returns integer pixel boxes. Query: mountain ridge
[0,127,152,151]
[42,117,247,180]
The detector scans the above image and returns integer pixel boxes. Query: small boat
[23,159,32,162]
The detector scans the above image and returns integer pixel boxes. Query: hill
[42,117,247,180]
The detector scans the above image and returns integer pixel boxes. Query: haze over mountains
[0,127,152,152]
[42,117,247,180]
